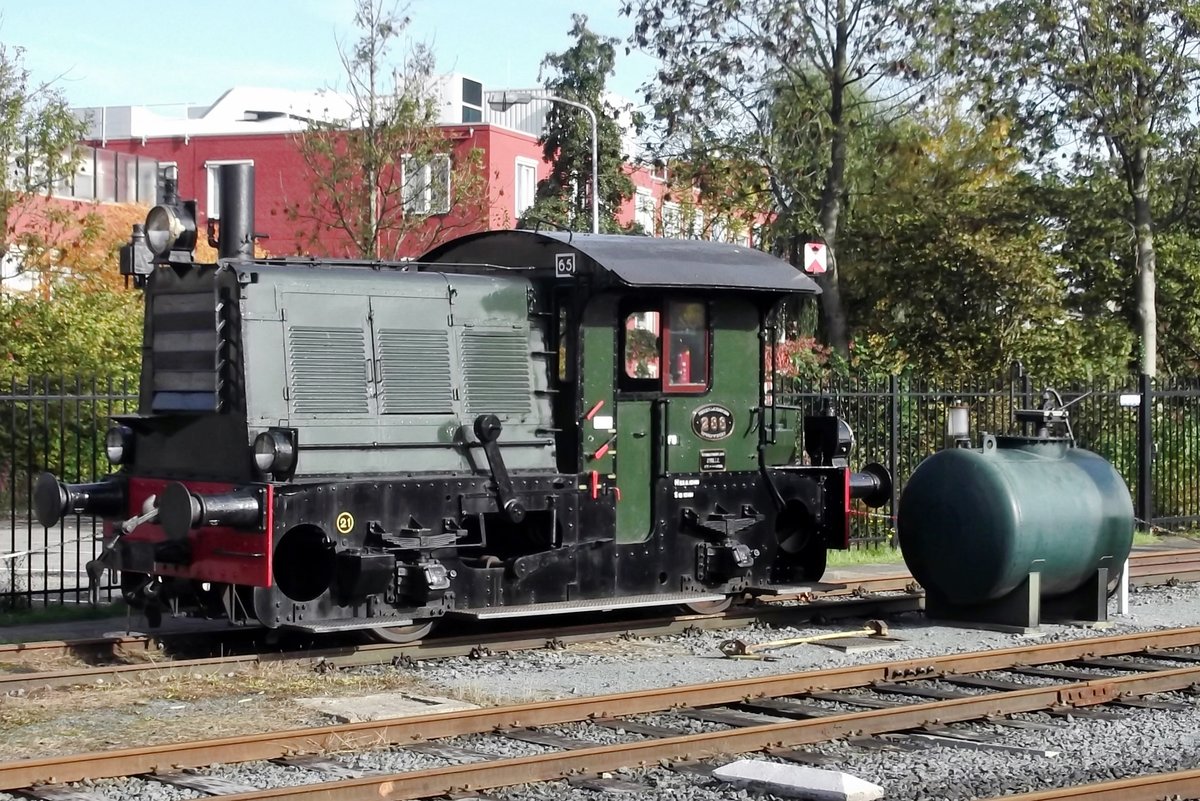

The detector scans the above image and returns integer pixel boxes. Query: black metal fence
[0,377,135,607]
[1,372,1197,607]
[780,372,1200,546]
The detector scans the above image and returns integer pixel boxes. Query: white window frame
[461,77,484,123]
[154,161,178,205]
[662,201,682,239]
[205,159,253,220]
[634,188,655,233]
[711,216,728,243]
[0,244,34,293]
[402,153,452,215]
[514,157,538,220]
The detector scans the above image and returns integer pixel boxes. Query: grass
[1133,531,1161,546]
[827,528,1186,568]
[827,544,903,566]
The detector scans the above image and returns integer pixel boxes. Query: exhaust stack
[217,162,256,261]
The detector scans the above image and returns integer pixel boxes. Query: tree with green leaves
[0,41,86,282]
[520,14,637,234]
[623,0,949,355]
[961,0,1200,376]
[288,0,490,259]
[840,111,1129,382]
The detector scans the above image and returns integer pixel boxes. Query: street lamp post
[488,91,599,234]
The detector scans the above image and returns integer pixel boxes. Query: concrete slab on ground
[713,758,885,801]
[296,692,479,723]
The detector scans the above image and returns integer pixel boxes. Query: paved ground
[0,516,105,596]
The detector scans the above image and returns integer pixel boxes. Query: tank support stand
[925,565,1112,634]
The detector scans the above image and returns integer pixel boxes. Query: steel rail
[975,768,1200,801]
[0,633,160,657]
[5,626,1200,790]
[39,653,1200,800]
[0,594,924,691]
[2,547,1195,660]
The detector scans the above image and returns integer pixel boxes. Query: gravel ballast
[5,580,1200,800]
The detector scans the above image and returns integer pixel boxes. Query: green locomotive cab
[35,164,888,640]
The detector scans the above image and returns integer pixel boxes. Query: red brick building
[76,81,753,259]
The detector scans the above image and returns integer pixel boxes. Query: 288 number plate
[692,404,734,441]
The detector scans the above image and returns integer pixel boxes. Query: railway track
[978,769,1200,801]
[0,593,923,693]
[3,546,1194,669]
[5,626,1200,800]
[0,546,1195,694]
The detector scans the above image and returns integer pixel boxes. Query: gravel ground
[5,582,1200,800]
[409,583,1200,700]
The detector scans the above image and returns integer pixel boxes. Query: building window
[0,245,33,294]
[515,158,537,219]
[635,188,655,234]
[687,208,705,239]
[402,154,451,215]
[205,159,253,220]
[711,217,728,243]
[661,201,681,239]
[156,162,178,204]
[462,77,483,123]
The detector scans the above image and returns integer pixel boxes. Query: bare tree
[0,40,85,276]
[288,0,490,260]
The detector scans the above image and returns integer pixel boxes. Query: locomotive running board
[746,582,848,596]
[451,591,728,620]
[286,618,416,633]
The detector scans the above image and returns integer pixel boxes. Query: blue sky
[1,1,657,109]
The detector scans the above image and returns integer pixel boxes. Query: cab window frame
[617,297,711,396]
[662,299,710,394]
[619,306,662,392]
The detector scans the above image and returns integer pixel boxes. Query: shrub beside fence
[1,372,1197,608]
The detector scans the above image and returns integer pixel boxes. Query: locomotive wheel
[682,597,733,615]
[366,620,435,644]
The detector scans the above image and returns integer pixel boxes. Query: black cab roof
[419,230,821,294]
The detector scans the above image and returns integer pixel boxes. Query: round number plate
[692,404,734,441]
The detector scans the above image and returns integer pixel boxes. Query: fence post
[1137,371,1153,528]
[888,373,900,527]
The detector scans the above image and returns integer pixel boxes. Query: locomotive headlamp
[253,430,296,476]
[105,425,134,465]
[145,203,197,257]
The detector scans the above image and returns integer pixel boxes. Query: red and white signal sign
[804,242,828,275]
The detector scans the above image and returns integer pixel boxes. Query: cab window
[664,300,708,392]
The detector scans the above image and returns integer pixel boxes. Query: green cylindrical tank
[897,435,1134,605]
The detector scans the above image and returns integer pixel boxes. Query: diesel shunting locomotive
[36,164,888,641]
